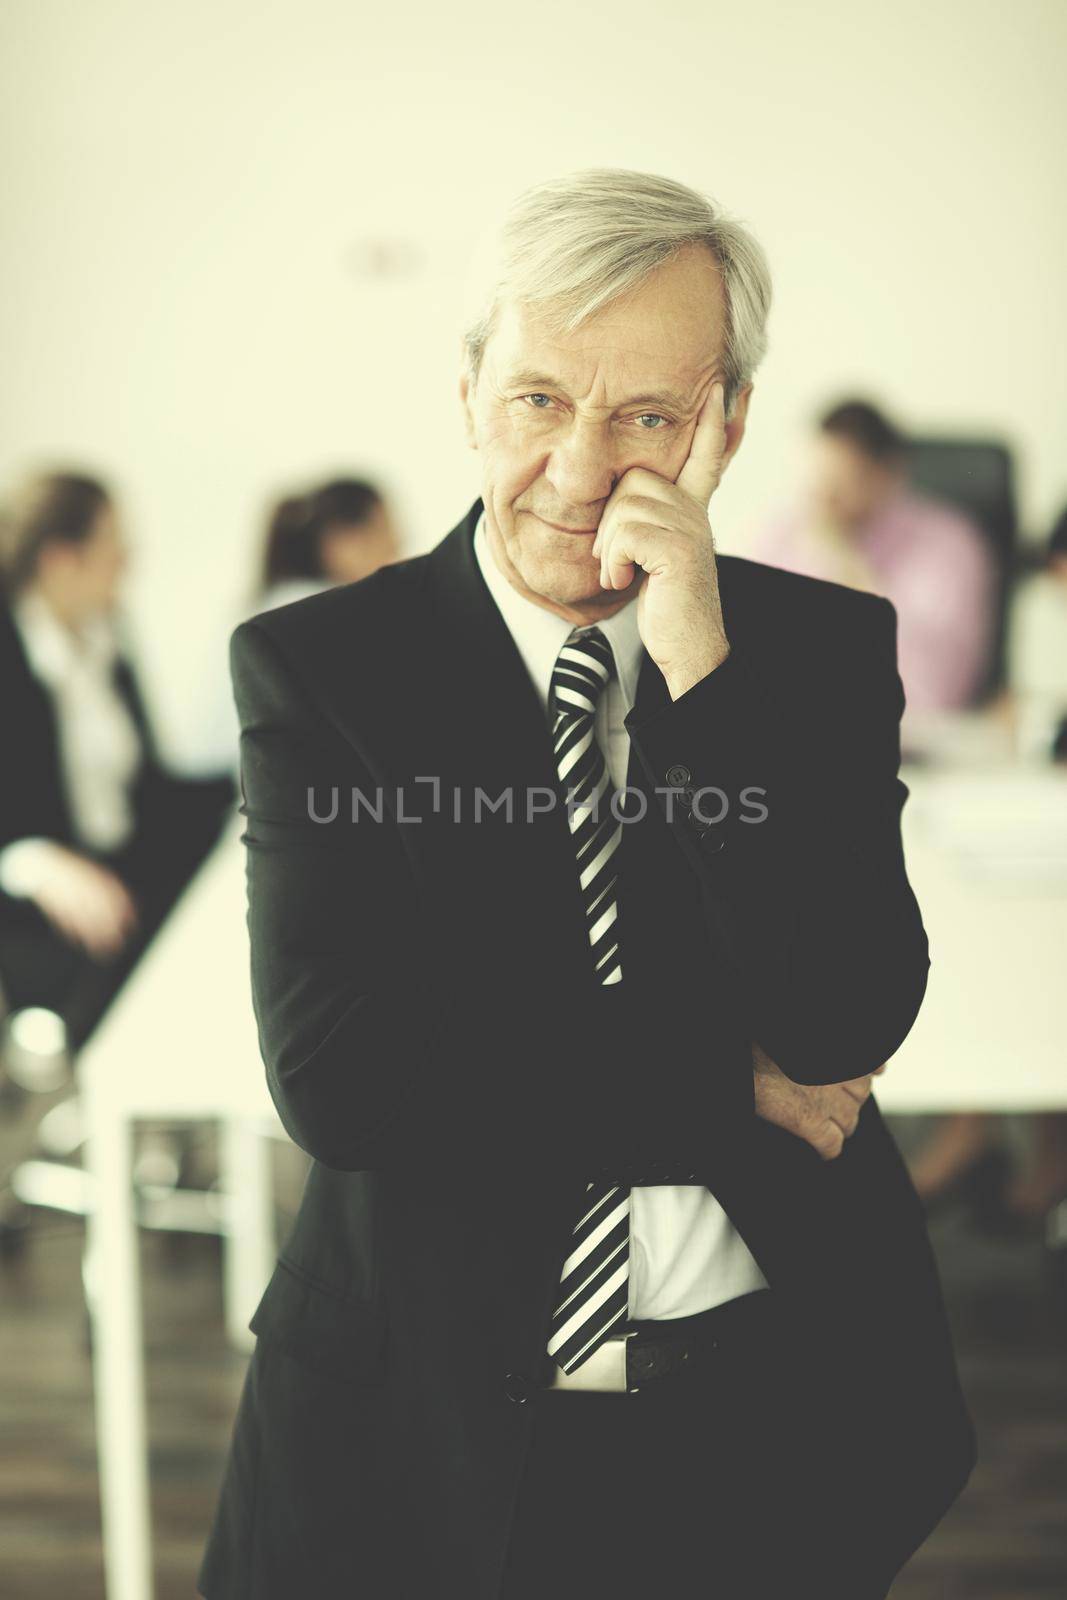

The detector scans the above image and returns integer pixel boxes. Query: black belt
[546,1289,774,1395]
[624,1289,774,1388]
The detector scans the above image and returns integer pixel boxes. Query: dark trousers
[500,1293,895,1600]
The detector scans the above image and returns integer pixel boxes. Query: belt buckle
[548,1331,636,1394]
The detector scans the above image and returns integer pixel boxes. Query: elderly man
[198,170,975,1600]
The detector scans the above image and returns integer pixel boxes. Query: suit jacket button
[666,764,691,787]
[503,1372,531,1404]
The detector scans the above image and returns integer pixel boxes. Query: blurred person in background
[915,505,1067,1224]
[258,476,401,612]
[1001,504,1067,1213]
[253,491,320,611]
[0,471,233,1054]
[189,477,401,775]
[1007,502,1067,762]
[751,399,996,727]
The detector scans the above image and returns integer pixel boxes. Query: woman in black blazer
[0,470,232,1051]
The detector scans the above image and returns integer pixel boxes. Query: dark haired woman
[0,470,233,1053]
[189,477,401,774]
[257,477,400,609]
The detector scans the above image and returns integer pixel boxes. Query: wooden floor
[1,1114,1065,1599]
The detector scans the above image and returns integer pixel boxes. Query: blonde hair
[463,168,772,416]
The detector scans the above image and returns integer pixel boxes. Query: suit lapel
[422,500,558,793]
[418,502,604,980]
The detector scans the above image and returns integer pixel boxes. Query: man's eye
[522,393,554,409]
[635,413,669,430]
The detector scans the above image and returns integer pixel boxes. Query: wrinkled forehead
[484,250,726,408]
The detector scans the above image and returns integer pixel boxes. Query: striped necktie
[545,626,631,1374]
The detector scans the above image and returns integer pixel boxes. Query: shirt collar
[472,510,644,712]
[12,588,118,688]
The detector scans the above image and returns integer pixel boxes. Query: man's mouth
[535,516,600,536]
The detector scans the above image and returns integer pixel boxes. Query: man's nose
[544,419,617,508]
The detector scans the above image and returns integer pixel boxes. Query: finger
[675,381,726,506]
[827,1114,851,1141]
[823,1085,860,1128]
[841,1076,873,1104]
[813,1122,845,1162]
[598,492,678,534]
[751,1042,778,1075]
[604,469,685,512]
[829,1100,859,1136]
[592,493,667,560]
[599,519,649,591]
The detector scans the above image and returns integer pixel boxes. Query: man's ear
[721,384,753,475]
[458,357,478,451]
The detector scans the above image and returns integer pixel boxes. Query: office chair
[904,435,1019,704]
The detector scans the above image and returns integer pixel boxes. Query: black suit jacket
[199,502,975,1600]
[0,595,160,855]
[0,594,234,864]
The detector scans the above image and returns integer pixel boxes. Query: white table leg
[84,1090,153,1600]
[220,1119,274,1352]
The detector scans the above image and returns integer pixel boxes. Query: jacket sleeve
[232,618,754,1180]
[624,596,929,1086]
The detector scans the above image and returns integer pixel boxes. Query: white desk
[81,814,279,1600]
[875,766,1067,1113]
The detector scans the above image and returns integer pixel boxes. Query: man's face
[808,435,899,534]
[460,244,745,618]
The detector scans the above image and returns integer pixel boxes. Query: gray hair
[462,168,772,416]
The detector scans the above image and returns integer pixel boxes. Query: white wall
[2,0,1065,758]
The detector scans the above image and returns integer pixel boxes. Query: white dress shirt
[0,592,142,898]
[474,513,768,1320]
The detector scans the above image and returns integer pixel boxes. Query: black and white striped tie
[545,626,631,1374]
